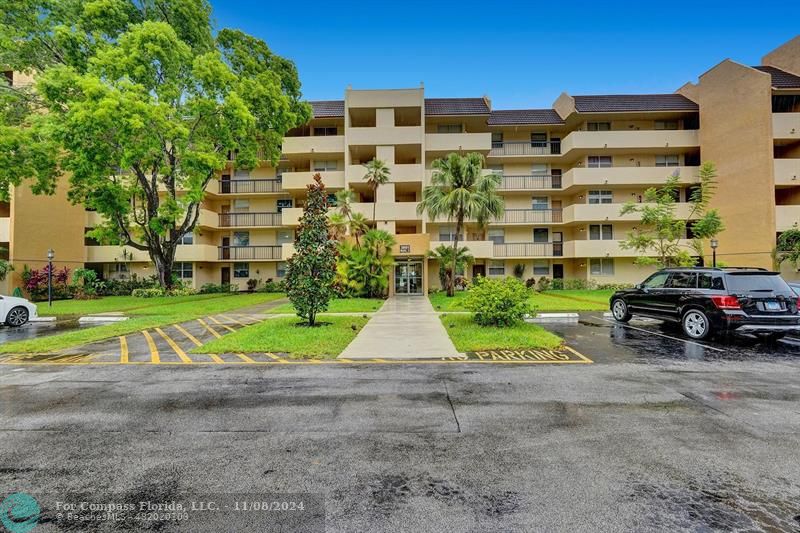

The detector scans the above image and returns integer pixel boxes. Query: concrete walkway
[338,296,462,360]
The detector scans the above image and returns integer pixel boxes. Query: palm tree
[349,212,369,247]
[427,244,473,291]
[418,152,503,296]
[329,212,348,240]
[333,189,365,246]
[362,159,391,224]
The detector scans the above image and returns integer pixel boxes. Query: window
[488,261,505,276]
[437,124,463,133]
[655,120,679,130]
[588,156,613,168]
[531,164,548,176]
[530,132,547,147]
[314,126,338,136]
[643,271,669,288]
[313,160,337,171]
[438,226,458,242]
[666,272,697,289]
[233,169,250,178]
[491,132,503,148]
[698,273,725,290]
[531,197,549,210]
[488,229,505,244]
[589,258,615,276]
[233,232,250,246]
[113,263,129,273]
[588,190,613,204]
[233,262,249,278]
[233,199,249,212]
[277,229,294,245]
[587,122,611,131]
[276,199,293,213]
[656,155,679,167]
[276,262,287,278]
[533,260,549,275]
[533,228,549,243]
[177,232,194,245]
[589,224,613,240]
[172,262,193,279]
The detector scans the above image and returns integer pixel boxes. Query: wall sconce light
[605,216,609,221]
[603,143,608,148]
[604,179,608,184]
[578,195,584,199]
[579,228,585,232]
[579,263,586,267]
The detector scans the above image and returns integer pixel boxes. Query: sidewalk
[338,296,462,360]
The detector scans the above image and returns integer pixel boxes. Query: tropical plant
[513,263,526,279]
[329,212,348,240]
[348,213,370,245]
[0,1,311,289]
[71,267,99,299]
[776,224,800,267]
[362,159,391,223]
[427,244,473,291]
[620,162,724,267]
[0,259,12,282]
[335,230,396,298]
[464,276,532,327]
[417,152,504,296]
[333,189,368,246]
[285,174,337,326]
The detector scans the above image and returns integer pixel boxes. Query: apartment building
[3,36,800,295]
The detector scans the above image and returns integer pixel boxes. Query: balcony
[773,113,800,141]
[565,239,694,258]
[218,212,282,228]
[563,202,696,224]
[774,159,800,186]
[776,205,800,231]
[561,166,699,189]
[282,207,303,226]
[281,135,344,156]
[489,141,561,157]
[217,179,283,194]
[348,126,423,146]
[494,209,563,224]
[495,174,562,191]
[86,245,217,263]
[493,242,563,258]
[425,132,492,153]
[560,130,699,153]
[282,171,345,191]
[430,240,494,259]
[217,245,282,261]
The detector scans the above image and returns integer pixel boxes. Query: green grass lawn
[429,289,613,312]
[269,298,385,314]
[38,293,263,317]
[440,314,563,352]
[192,315,369,359]
[1,293,285,355]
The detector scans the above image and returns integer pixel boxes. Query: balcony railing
[493,242,563,258]
[498,209,563,224]
[489,141,561,157]
[220,179,282,194]
[496,174,562,190]
[218,212,282,227]
[218,245,282,260]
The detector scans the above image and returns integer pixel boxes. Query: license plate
[765,301,781,311]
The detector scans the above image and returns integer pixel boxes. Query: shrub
[21,264,71,301]
[563,278,597,290]
[464,277,532,327]
[536,276,551,292]
[167,286,196,296]
[71,268,99,299]
[550,278,564,290]
[525,277,537,289]
[261,279,285,293]
[596,282,634,291]
[132,288,165,298]
[513,263,525,279]
[246,278,259,292]
[98,274,159,296]
[200,283,238,294]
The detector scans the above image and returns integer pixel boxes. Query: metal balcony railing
[493,242,563,258]
[498,209,563,224]
[220,179,282,194]
[217,245,282,260]
[218,212,282,227]
[489,141,561,156]
[496,174,562,190]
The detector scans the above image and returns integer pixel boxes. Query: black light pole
[710,238,718,268]
[47,248,55,307]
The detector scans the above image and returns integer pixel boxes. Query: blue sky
[212,0,800,109]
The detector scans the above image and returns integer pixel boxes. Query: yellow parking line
[119,336,128,364]
[264,352,288,363]
[563,346,593,363]
[141,330,160,364]
[155,327,192,363]
[197,319,222,339]
[220,314,248,327]
[173,324,202,347]
[208,315,237,333]
[236,353,256,363]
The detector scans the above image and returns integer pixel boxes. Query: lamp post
[710,238,719,268]
[47,248,55,307]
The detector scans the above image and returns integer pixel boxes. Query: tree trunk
[449,214,464,297]
[151,244,177,290]
[373,184,378,227]
[309,310,316,327]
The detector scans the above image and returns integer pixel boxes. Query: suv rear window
[725,274,792,294]
[698,273,724,290]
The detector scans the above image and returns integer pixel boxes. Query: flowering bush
[21,264,71,301]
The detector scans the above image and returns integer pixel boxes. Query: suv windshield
[725,274,792,295]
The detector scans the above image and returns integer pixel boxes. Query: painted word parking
[463,346,592,363]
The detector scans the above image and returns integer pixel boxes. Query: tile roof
[573,94,698,113]
[488,109,564,125]
[752,66,800,88]
[310,100,344,118]
[424,98,490,115]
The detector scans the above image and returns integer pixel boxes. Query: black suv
[609,268,800,341]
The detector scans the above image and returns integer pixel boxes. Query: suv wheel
[5,306,29,327]
[682,309,711,340]
[611,299,632,322]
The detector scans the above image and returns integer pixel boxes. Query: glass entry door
[395,261,423,295]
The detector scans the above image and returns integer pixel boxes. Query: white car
[0,295,38,327]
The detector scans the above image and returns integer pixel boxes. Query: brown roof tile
[424,98,489,115]
[488,109,564,125]
[573,94,698,113]
[753,66,800,88]
[310,100,344,118]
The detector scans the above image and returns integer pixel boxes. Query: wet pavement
[0,318,100,344]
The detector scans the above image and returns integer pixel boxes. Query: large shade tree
[418,152,503,296]
[0,0,311,288]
